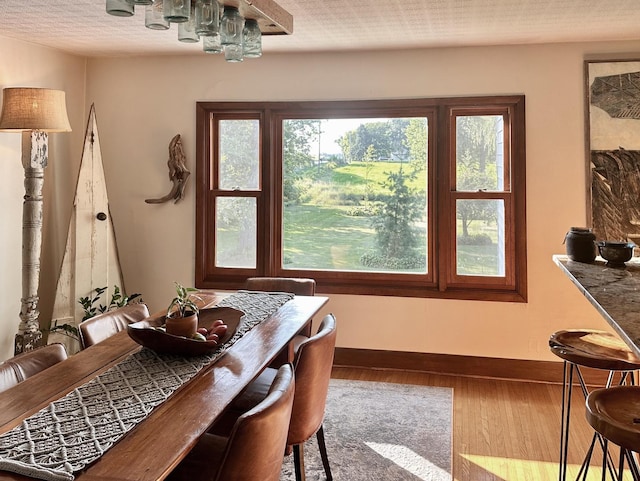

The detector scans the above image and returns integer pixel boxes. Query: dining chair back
[79,303,150,349]
[246,277,317,367]
[168,364,295,481]
[0,343,68,393]
[217,363,295,481]
[219,314,337,481]
[245,277,316,296]
[287,313,336,481]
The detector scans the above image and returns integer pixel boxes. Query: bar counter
[554,254,640,358]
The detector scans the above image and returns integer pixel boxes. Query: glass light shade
[145,0,170,29]
[203,34,223,53]
[0,88,71,132]
[163,0,190,23]
[195,0,220,36]
[220,6,244,46]
[224,44,243,62]
[106,0,135,17]
[243,19,262,58]
[178,15,200,42]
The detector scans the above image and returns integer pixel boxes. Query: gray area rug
[280,379,453,481]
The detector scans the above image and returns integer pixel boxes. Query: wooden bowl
[127,306,243,356]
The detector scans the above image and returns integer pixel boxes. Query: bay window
[195,96,526,301]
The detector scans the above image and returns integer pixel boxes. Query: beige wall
[0,37,86,360]
[83,41,640,363]
[3,36,637,363]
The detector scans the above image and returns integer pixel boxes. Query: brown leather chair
[79,303,150,348]
[167,364,295,481]
[225,313,337,481]
[0,343,68,393]
[245,277,316,296]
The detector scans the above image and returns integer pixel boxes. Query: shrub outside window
[195,97,527,301]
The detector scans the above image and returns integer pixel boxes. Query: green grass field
[218,160,501,275]
[330,161,426,196]
[283,204,378,270]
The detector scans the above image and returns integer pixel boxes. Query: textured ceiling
[0,0,640,57]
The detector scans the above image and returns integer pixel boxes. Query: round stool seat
[586,385,640,453]
[549,330,640,371]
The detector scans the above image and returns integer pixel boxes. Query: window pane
[282,118,428,273]
[456,115,505,191]
[456,199,505,276]
[215,197,256,268]
[219,119,260,190]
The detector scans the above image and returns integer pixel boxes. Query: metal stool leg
[576,368,619,481]
[602,438,608,481]
[559,360,571,481]
[623,449,640,481]
[559,363,627,481]
[577,434,598,481]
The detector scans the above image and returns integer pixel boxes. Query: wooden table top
[0,293,328,481]
[554,255,640,357]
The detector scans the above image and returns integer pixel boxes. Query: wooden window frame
[195,96,527,302]
[444,106,516,289]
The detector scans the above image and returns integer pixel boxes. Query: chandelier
[106,0,293,62]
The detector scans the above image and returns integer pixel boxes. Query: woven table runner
[0,291,293,481]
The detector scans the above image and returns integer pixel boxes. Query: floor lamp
[0,88,71,354]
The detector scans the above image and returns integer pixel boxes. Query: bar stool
[549,329,640,481]
[585,385,640,480]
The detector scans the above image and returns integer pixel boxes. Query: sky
[315,118,388,156]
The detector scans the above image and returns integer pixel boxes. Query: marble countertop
[554,254,640,357]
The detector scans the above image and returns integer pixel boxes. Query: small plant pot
[165,312,198,338]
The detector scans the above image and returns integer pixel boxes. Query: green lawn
[217,160,500,274]
[330,161,426,197]
[283,204,378,270]
[456,245,502,276]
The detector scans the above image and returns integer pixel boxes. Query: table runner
[0,291,293,481]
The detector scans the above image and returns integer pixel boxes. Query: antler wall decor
[145,134,191,204]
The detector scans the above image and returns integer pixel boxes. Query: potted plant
[48,285,143,347]
[165,282,201,337]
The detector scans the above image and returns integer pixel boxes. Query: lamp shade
[0,88,71,132]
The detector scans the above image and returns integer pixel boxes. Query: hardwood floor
[331,366,635,481]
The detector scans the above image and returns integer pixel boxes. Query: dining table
[0,291,328,481]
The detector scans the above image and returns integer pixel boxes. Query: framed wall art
[586,59,640,245]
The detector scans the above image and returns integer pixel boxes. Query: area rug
[280,379,453,481]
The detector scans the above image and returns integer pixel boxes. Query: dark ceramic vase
[564,227,596,263]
